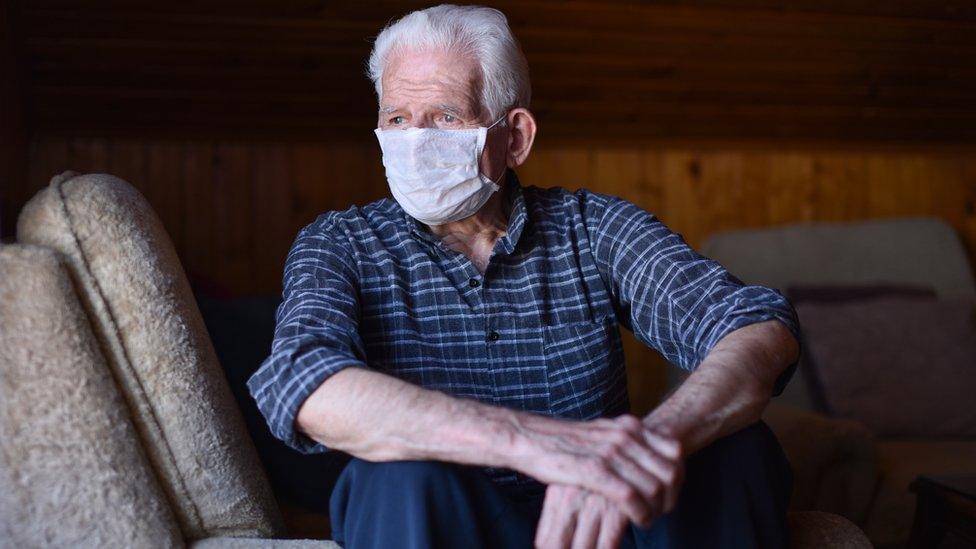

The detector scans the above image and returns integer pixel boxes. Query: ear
[505,107,537,168]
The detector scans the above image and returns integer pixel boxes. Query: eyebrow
[377,103,470,117]
[437,104,465,116]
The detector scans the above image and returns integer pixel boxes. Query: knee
[690,420,791,478]
[699,420,776,456]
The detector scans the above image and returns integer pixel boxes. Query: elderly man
[248,4,800,549]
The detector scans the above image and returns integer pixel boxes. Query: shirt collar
[402,169,527,256]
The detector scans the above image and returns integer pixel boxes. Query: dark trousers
[328,419,793,549]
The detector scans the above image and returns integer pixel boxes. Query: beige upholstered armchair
[0,172,870,548]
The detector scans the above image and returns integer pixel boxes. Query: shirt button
[486,330,500,342]
[469,278,480,288]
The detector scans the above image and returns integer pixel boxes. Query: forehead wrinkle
[382,55,482,116]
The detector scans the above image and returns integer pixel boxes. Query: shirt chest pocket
[543,316,625,420]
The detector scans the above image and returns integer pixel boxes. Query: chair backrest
[700,217,976,299]
[0,244,184,547]
[17,172,284,540]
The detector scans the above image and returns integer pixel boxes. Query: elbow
[294,393,339,454]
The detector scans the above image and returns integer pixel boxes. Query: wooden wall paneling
[19,2,976,141]
[865,153,928,218]
[591,149,645,206]
[0,0,28,239]
[359,141,391,206]
[145,140,185,254]
[806,151,869,222]
[763,152,816,228]
[106,139,147,204]
[250,143,296,296]
[211,143,253,295]
[636,149,668,219]
[20,135,976,408]
[518,147,594,190]
[291,143,333,230]
[27,138,67,200]
[961,157,976,263]
[181,141,216,288]
[65,136,108,173]
[323,144,383,212]
[660,150,710,247]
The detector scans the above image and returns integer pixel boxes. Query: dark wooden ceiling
[11,0,976,143]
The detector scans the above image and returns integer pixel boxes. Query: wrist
[642,409,691,447]
[491,408,555,471]
[447,402,533,470]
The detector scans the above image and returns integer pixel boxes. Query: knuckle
[659,464,677,485]
[616,414,643,432]
[608,428,630,444]
[620,484,639,505]
[586,456,611,479]
[673,441,685,459]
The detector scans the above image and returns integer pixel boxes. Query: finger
[570,500,600,549]
[663,461,686,513]
[535,488,560,547]
[641,428,682,460]
[577,459,652,527]
[619,440,679,513]
[596,507,629,549]
[608,452,663,522]
[536,489,579,549]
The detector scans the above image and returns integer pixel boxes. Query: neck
[427,180,511,240]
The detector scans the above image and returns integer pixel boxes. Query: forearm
[295,366,520,467]
[643,319,799,456]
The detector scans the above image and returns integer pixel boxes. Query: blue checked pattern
[247,170,800,488]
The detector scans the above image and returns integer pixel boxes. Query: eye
[389,115,405,125]
[443,113,456,123]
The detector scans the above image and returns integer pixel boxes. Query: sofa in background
[665,216,976,548]
[0,171,871,547]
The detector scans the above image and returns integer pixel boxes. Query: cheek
[479,134,509,174]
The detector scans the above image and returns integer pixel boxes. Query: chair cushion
[17,172,284,540]
[762,401,879,524]
[795,296,976,437]
[0,244,183,547]
[789,511,872,549]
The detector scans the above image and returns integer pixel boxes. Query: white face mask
[373,115,507,226]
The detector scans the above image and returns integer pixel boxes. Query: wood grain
[14,0,976,142]
[15,137,976,408]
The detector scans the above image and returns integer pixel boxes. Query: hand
[535,484,629,549]
[508,413,686,527]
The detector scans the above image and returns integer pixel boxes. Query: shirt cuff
[247,356,366,454]
[695,293,801,398]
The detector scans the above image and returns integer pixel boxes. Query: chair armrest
[190,538,340,548]
[762,401,880,525]
[789,511,873,549]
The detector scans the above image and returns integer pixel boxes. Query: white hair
[367,4,531,121]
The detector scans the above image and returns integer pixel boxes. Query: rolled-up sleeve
[246,216,368,453]
[581,191,800,397]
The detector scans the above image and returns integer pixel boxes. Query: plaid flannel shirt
[247,170,800,488]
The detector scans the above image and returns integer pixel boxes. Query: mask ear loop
[478,111,511,188]
[486,112,508,131]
